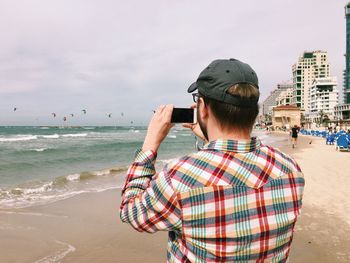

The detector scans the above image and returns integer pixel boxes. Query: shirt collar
[203,137,261,153]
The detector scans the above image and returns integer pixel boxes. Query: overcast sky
[0,0,347,126]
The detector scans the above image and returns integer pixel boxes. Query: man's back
[291,127,298,138]
[121,137,304,262]
[165,138,304,262]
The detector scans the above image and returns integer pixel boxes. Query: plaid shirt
[120,137,304,262]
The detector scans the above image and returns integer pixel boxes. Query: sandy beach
[1,132,350,262]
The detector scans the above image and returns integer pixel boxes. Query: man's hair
[201,84,260,133]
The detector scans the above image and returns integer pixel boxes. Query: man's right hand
[182,103,208,143]
[142,104,174,152]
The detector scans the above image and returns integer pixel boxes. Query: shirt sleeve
[119,149,181,233]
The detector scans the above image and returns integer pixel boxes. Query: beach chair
[326,134,330,144]
[335,135,350,151]
[326,133,335,145]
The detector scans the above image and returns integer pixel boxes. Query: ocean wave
[65,173,80,181]
[33,148,47,152]
[0,186,119,209]
[41,134,60,139]
[62,167,127,183]
[35,240,76,263]
[10,182,54,195]
[0,165,128,209]
[0,132,88,142]
[61,133,88,138]
[0,135,38,142]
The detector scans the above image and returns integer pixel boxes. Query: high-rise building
[344,2,350,103]
[334,2,350,122]
[261,83,293,116]
[292,51,330,110]
[307,77,338,123]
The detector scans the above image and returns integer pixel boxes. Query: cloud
[0,0,346,125]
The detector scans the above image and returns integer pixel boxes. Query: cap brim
[187,82,198,93]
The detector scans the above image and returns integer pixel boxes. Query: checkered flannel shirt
[120,137,304,262]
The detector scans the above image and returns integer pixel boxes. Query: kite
[107,113,112,118]
[121,112,124,117]
[52,113,57,118]
[63,117,67,121]
[13,107,17,111]
[82,109,87,114]
[70,114,74,117]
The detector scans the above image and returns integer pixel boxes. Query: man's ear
[198,98,209,120]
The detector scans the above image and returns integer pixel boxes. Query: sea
[0,126,285,209]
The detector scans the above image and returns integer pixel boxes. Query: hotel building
[335,2,350,122]
[307,77,338,123]
[292,51,330,111]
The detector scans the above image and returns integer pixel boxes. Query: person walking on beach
[120,59,305,262]
[290,125,299,148]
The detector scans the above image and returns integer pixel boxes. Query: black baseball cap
[188,58,259,107]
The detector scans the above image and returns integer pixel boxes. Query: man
[120,59,305,262]
[290,125,299,148]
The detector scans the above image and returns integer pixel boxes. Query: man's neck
[207,120,251,141]
[209,132,251,141]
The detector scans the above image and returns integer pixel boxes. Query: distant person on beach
[290,125,299,148]
[120,59,305,262]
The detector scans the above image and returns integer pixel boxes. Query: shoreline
[1,132,350,262]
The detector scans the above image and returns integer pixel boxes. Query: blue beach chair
[335,135,350,151]
[326,133,335,145]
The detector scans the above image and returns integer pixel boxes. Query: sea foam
[41,134,60,139]
[34,240,76,263]
[0,166,128,209]
[61,133,88,138]
[0,135,38,142]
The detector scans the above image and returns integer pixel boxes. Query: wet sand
[1,133,350,262]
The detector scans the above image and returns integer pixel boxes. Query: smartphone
[171,108,197,123]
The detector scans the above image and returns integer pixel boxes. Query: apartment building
[292,51,330,110]
[307,77,338,122]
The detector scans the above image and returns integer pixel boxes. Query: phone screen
[171,108,195,123]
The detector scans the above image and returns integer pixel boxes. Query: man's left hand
[142,104,174,152]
